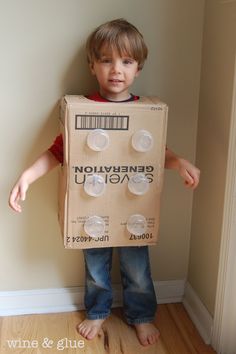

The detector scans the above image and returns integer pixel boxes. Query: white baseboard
[155,279,186,304]
[0,279,185,317]
[183,282,213,344]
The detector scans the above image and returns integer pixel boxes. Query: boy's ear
[89,62,96,75]
[135,69,141,77]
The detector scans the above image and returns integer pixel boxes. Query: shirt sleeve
[48,134,63,164]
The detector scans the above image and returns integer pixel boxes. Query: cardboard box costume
[58,95,168,249]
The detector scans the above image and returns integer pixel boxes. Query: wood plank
[166,304,216,354]
[155,304,198,354]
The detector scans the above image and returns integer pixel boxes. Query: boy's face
[89,46,140,101]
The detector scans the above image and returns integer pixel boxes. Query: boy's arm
[165,147,200,189]
[9,151,59,213]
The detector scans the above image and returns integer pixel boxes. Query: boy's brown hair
[86,18,148,70]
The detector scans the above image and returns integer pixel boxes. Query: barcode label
[75,114,129,130]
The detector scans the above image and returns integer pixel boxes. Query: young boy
[9,19,200,347]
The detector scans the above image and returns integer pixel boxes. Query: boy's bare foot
[134,323,160,346]
[76,319,105,340]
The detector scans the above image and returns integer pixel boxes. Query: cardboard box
[58,95,168,249]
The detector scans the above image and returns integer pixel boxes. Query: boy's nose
[111,60,122,73]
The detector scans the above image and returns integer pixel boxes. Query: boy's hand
[8,150,60,213]
[177,158,200,190]
[9,175,29,212]
[165,148,200,189]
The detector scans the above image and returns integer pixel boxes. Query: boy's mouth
[109,79,123,83]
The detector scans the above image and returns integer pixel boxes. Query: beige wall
[188,0,236,315]
[1,0,204,291]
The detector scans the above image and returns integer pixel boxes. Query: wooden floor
[0,304,216,354]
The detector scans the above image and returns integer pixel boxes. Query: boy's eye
[100,58,112,63]
[123,59,134,65]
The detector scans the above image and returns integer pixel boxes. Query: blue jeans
[83,246,157,324]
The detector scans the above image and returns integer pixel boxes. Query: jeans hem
[126,317,155,325]
[86,312,110,320]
